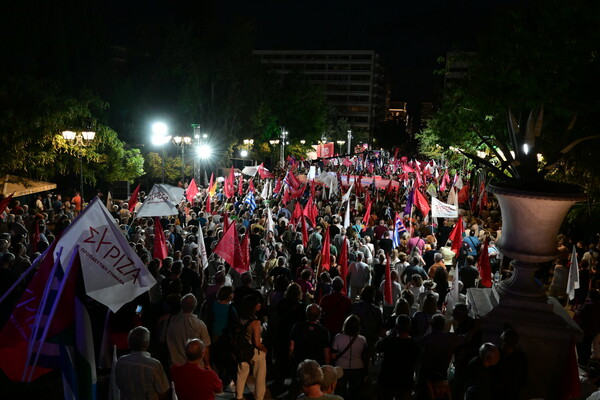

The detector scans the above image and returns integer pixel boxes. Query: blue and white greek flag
[393,214,407,248]
[244,192,257,213]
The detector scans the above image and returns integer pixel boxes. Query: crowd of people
[1,160,600,400]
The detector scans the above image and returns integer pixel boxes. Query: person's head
[359,285,376,303]
[331,276,344,293]
[241,271,253,286]
[239,294,261,319]
[216,285,234,302]
[393,298,410,316]
[306,303,322,323]
[395,314,412,334]
[184,338,205,362]
[301,268,312,281]
[128,326,150,351]
[320,365,343,394]
[285,282,303,302]
[430,314,446,332]
[479,342,500,367]
[500,327,519,350]
[181,293,198,313]
[452,303,469,322]
[401,289,415,306]
[342,314,360,337]
[422,293,438,315]
[434,253,443,263]
[297,359,324,389]
[412,274,423,287]
[296,244,304,254]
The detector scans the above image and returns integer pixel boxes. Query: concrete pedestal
[468,284,582,400]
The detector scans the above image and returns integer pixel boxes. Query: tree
[0,75,145,185]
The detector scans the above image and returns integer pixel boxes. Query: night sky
[214,0,508,102]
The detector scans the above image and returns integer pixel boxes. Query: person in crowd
[331,314,368,400]
[296,359,343,400]
[464,342,500,400]
[167,294,211,368]
[115,326,170,400]
[171,339,223,400]
[347,252,370,300]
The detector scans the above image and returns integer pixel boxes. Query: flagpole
[22,246,63,381]
[26,246,78,382]
[0,244,53,305]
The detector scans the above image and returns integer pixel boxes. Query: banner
[431,197,459,218]
[136,184,185,218]
[317,142,334,158]
[55,198,156,312]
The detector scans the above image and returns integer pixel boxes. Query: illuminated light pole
[151,122,171,183]
[347,129,353,154]
[62,130,96,206]
[280,127,288,168]
[269,139,280,167]
[336,140,346,155]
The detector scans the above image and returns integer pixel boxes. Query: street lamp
[336,140,346,155]
[300,140,306,145]
[151,122,171,183]
[347,130,353,154]
[280,127,288,167]
[172,135,192,183]
[62,130,96,206]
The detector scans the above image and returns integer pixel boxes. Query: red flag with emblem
[213,223,246,273]
[292,201,303,225]
[448,216,465,255]
[186,179,198,204]
[413,189,431,217]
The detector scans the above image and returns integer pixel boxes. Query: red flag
[238,174,244,196]
[208,172,214,191]
[458,184,470,203]
[384,254,393,305]
[153,217,168,262]
[128,184,141,212]
[205,193,211,215]
[273,178,282,195]
[0,193,14,215]
[304,196,317,226]
[320,226,331,271]
[292,201,303,225]
[186,179,199,204]
[338,235,349,295]
[248,179,255,194]
[448,216,465,255]
[282,187,290,205]
[258,163,274,179]
[413,189,431,217]
[363,192,372,224]
[478,237,492,288]
[214,223,246,274]
[401,163,415,173]
[222,212,229,233]
[300,215,309,248]
[240,232,250,272]
[385,179,394,196]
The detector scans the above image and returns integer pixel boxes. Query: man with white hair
[167,294,212,368]
[116,326,169,400]
[296,359,343,399]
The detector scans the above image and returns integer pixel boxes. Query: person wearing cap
[320,365,344,396]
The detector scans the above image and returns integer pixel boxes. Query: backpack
[231,319,255,364]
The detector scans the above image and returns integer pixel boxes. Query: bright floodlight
[197,144,212,160]
[151,122,170,145]
[240,149,249,157]
[62,130,76,140]
[522,143,529,155]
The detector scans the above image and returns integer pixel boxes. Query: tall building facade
[253,50,388,139]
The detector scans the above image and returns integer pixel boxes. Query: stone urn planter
[488,183,587,302]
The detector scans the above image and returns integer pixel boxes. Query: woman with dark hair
[235,294,268,400]
[332,314,369,400]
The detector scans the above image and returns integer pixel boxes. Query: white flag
[447,186,458,206]
[566,245,580,300]
[242,165,259,177]
[445,268,460,318]
[267,207,276,233]
[432,197,458,218]
[197,226,208,269]
[308,166,317,181]
[343,198,351,229]
[136,184,185,218]
[55,198,156,312]
[342,183,354,203]
[260,179,270,199]
[454,176,464,190]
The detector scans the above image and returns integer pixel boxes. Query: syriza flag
[136,184,185,218]
[431,197,459,218]
[55,197,156,312]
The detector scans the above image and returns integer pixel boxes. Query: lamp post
[269,139,280,167]
[347,130,353,154]
[173,135,192,183]
[280,127,288,168]
[151,122,170,183]
[336,140,346,155]
[62,130,96,206]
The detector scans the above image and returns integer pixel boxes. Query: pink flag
[186,179,198,204]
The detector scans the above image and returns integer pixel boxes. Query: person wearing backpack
[234,294,267,400]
